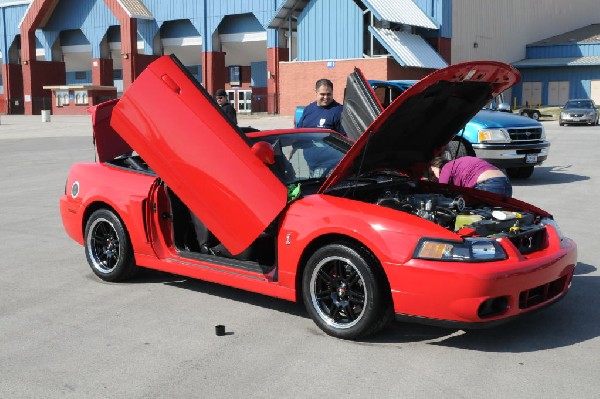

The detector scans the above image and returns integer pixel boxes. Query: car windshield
[564,100,595,109]
[250,132,351,184]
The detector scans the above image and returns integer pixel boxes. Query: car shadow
[161,273,309,318]
[116,263,598,350]
[512,165,589,186]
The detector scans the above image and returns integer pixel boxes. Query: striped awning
[363,0,437,29]
[369,26,447,69]
[117,0,153,20]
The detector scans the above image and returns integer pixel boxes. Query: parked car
[60,56,576,339]
[559,99,599,126]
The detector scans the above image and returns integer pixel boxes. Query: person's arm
[297,103,312,128]
[225,105,237,125]
[334,104,346,136]
[438,165,451,184]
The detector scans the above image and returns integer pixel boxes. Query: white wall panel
[452,0,600,64]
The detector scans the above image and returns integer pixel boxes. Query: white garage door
[591,80,600,105]
[522,82,542,106]
[548,81,570,106]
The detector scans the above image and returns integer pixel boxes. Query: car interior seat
[189,212,253,260]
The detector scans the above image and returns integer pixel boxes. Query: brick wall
[278,58,434,115]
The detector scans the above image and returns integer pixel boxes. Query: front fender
[276,194,458,289]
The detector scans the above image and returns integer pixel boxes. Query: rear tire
[84,209,137,282]
[302,243,392,339]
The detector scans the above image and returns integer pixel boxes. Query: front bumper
[560,113,598,124]
[472,141,549,168]
[384,227,577,326]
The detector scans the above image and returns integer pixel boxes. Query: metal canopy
[362,0,437,29]
[369,26,447,69]
[512,56,600,68]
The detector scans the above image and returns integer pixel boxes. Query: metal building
[512,25,600,106]
[0,0,599,115]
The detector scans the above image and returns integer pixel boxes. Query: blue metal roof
[512,56,600,68]
[369,26,447,69]
[362,0,437,29]
[268,0,309,29]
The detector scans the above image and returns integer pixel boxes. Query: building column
[119,18,138,91]
[202,51,226,97]
[267,47,289,114]
[91,58,114,86]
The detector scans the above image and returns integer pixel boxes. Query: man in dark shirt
[296,79,345,177]
[214,89,237,125]
[297,79,345,135]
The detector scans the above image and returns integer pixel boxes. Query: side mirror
[251,141,275,165]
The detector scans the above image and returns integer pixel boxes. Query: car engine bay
[328,176,546,254]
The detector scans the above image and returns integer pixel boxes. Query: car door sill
[174,250,276,276]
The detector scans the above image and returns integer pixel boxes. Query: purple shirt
[439,156,498,188]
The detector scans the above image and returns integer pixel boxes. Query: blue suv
[368,80,550,179]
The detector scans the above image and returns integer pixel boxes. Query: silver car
[559,99,599,126]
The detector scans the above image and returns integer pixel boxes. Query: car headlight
[477,129,511,143]
[588,111,596,116]
[414,237,507,262]
[540,217,564,240]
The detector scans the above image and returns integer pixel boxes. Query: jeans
[474,177,513,197]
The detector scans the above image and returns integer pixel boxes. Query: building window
[74,91,89,105]
[56,90,69,106]
[229,66,241,86]
[75,71,87,80]
[113,69,123,79]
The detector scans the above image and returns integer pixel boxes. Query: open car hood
[110,55,288,255]
[320,61,520,192]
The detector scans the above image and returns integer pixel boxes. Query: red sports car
[60,55,577,339]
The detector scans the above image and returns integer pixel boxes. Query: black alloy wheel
[302,243,392,339]
[84,209,137,282]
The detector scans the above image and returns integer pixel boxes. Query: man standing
[214,89,237,125]
[297,79,345,135]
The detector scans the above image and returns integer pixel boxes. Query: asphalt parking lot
[1,113,598,398]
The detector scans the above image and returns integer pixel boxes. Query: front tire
[302,243,392,339]
[442,140,474,160]
[84,209,137,282]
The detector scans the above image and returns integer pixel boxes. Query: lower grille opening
[519,275,568,309]
[478,296,509,318]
